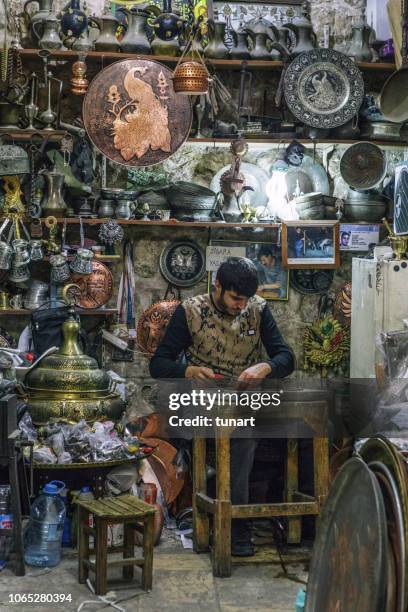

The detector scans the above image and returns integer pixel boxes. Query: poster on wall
[339,224,380,251]
[207,241,289,301]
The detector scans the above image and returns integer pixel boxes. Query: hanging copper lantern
[172,17,209,95]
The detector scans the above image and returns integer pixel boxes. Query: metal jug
[12,240,31,267]
[230,24,250,60]
[116,7,151,54]
[348,13,374,62]
[205,18,229,59]
[32,13,63,50]
[151,0,183,56]
[245,17,275,60]
[49,254,71,283]
[24,0,53,41]
[0,242,13,270]
[70,248,94,275]
[89,12,121,52]
[9,264,30,284]
[30,240,44,261]
[284,3,317,57]
[40,170,67,216]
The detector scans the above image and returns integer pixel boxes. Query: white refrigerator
[351,258,408,378]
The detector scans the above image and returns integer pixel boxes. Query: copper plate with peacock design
[284,50,364,128]
[83,59,192,167]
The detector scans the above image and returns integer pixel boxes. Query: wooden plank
[142,513,154,591]
[286,439,301,544]
[313,437,330,508]
[212,500,231,577]
[107,558,144,567]
[216,436,230,501]
[78,506,90,584]
[123,524,134,580]
[193,437,210,553]
[95,518,108,595]
[231,501,318,519]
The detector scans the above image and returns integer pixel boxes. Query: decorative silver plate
[284,50,364,129]
[160,240,206,288]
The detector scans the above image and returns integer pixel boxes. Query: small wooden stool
[193,393,330,577]
[76,494,156,595]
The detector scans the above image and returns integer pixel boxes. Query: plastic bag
[33,446,57,464]
[48,432,65,457]
[57,452,72,464]
[18,412,37,442]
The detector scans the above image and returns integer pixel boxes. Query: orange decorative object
[71,59,89,95]
[172,60,209,95]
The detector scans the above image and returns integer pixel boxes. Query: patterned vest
[183,293,266,377]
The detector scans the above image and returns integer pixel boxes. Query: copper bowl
[172,61,209,95]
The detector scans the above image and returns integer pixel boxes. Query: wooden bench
[76,494,156,595]
[192,394,330,577]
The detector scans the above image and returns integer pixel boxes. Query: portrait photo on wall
[208,241,289,301]
[282,221,340,269]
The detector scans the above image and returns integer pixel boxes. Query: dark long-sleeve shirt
[149,302,295,379]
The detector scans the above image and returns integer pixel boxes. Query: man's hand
[237,362,272,389]
[185,365,216,380]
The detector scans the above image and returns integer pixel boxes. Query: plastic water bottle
[0,486,12,569]
[295,588,306,612]
[24,480,66,567]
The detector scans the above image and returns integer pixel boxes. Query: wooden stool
[76,494,156,595]
[192,393,330,577]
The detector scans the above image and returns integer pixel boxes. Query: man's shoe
[231,537,255,557]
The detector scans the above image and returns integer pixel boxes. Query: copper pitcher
[89,13,121,52]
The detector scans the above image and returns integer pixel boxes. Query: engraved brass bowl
[22,314,125,425]
[172,61,209,95]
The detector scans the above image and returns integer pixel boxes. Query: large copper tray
[83,59,192,167]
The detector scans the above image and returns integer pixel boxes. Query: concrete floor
[0,529,309,612]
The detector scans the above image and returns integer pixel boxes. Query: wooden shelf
[19,49,396,72]
[0,128,67,141]
[41,254,120,262]
[187,137,408,147]
[42,218,280,228]
[0,308,117,316]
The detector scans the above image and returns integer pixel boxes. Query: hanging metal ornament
[172,16,210,96]
[82,59,192,167]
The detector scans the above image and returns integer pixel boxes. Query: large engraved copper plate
[305,457,387,612]
[70,260,113,309]
[83,59,192,167]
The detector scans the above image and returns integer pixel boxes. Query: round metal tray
[305,456,387,612]
[359,436,408,607]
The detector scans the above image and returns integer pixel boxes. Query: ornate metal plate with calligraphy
[284,50,364,129]
[160,240,206,287]
[83,59,192,167]
[70,261,113,309]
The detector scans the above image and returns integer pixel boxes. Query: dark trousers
[230,438,258,538]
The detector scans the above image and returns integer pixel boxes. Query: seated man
[150,257,295,555]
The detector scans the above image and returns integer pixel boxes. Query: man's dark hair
[258,246,275,259]
[216,257,259,297]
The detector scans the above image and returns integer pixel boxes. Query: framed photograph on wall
[282,221,340,269]
[207,240,289,301]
